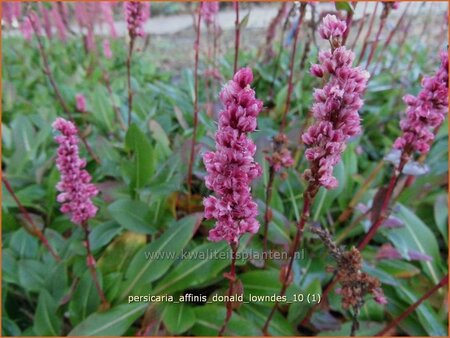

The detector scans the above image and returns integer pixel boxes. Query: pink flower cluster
[318,14,346,41]
[100,2,118,38]
[201,2,219,25]
[393,52,448,156]
[302,15,370,189]
[203,68,263,244]
[53,118,98,225]
[124,1,150,38]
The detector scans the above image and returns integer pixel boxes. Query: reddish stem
[269,9,291,100]
[233,1,240,73]
[218,243,238,336]
[263,191,313,334]
[126,37,135,128]
[377,274,448,336]
[187,5,202,203]
[342,2,357,45]
[350,2,368,50]
[82,222,109,309]
[357,2,379,65]
[357,160,405,250]
[262,166,275,267]
[2,177,61,262]
[280,3,306,134]
[373,3,410,74]
[389,5,418,72]
[406,3,433,73]
[28,12,100,164]
[364,8,389,69]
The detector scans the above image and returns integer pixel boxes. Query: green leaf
[18,259,46,291]
[149,120,171,157]
[191,305,260,336]
[33,290,61,336]
[68,303,147,336]
[387,204,442,284]
[335,2,355,12]
[89,86,114,131]
[239,12,250,30]
[89,221,122,251]
[240,304,296,336]
[161,303,196,335]
[68,270,101,326]
[125,123,154,193]
[120,215,199,300]
[108,198,154,234]
[395,283,446,336]
[240,270,281,302]
[154,242,229,295]
[377,260,420,279]
[98,232,146,275]
[433,193,448,245]
[44,263,68,302]
[10,228,38,259]
[288,279,321,323]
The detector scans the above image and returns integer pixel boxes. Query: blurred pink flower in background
[201,1,219,25]
[103,39,113,59]
[124,1,151,38]
[75,94,87,112]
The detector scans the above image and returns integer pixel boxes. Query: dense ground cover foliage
[2,1,449,336]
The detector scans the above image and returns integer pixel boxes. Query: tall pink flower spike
[124,1,151,38]
[303,14,370,190]
[53,118,98,225]
[394,52,448,157]
[203,67,263,244]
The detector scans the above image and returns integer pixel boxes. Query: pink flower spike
[302,15,369,190]
[203,67,263,245]
[393,52,448,158]
[124,1,150,38]
[53,118,98,225]
[201,1,219,25]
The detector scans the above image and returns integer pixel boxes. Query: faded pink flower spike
[201,1,219,25]
[203,67,263,244]
[53,118,98,225]
[124,1,150,38]
[75,94,87,112]
[393,52,448,156]
[52,5,67,42]
[302,15,370,190]
[21,16,34,41]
